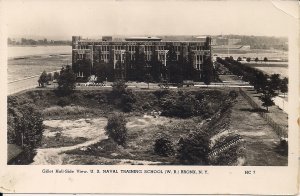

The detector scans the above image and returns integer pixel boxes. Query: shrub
[154,136,174,156]
[112,80,127,96]
[276,138,288,156]
[229,90,238,100]
[177,132,210,164]
[57,97,71,107]
[120,91,136,113]
[105,113,128,146]
[153,89,170,99]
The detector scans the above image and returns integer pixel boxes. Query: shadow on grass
[239,108,267,113]
[274,140,288,156]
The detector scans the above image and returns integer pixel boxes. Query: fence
[239,88,287,139]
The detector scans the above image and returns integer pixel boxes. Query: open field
[8,88,288,165]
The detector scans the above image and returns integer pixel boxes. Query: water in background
[8,45,72,58]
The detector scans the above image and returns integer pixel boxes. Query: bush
[8,103,44,164]
[177,132,210,164]
[120,91,136,113]
[57,97,71,107]
[153,89,170,99]
[229,90,238,100]
[105,113,128,146]
[276,138,288,156]
[154,136,174,156]
[112,80,127,96]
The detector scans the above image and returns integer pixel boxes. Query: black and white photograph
[1,0,299,194]
[6,0,291,166]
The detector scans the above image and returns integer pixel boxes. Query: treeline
[73,43,216,85]
[8,97,44,164]
[214,35,288,50]
[8,38,71,46]
[217,57,288,111]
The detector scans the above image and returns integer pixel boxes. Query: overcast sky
[2,0,299,40]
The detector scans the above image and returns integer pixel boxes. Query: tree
[150,51,163,82]
[57,65,76,95]
[38,71,48,87]
[133,45,146,81]
[145,73,153,89]
[255,57,259,62]
[202,55,213,86]
[53,72,59,80]
[264,57,268,63]
[246,57,251,62]
[166,44,182,84]
[280,77,288,97]
[259,91,274,112]
[237,57,242,61]
[270,74,281,93]
[112,79,127,96]
[47,73,53,84]
[105,113,128,146]
[72,59,92,77]
[8,102,44,164]
[254,72,268,92]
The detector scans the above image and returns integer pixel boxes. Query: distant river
[8,45,72,58]
[8,46,72,94]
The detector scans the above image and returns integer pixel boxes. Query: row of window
[77,44,206,51]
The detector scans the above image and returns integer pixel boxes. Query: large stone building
[72,36,212,80]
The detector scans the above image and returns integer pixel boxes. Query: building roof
[125,37,162,41]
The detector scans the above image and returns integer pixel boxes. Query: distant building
[72,36,212,80]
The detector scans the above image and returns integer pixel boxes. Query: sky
[2,0,299,40]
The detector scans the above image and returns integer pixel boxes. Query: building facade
[72,36,211,80]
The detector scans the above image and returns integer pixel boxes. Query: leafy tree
[105,113,128,146]
[73,59,92,77]
[150,51,163,82]
[57,65,76,95]
[134,45,146,81]
[237,57,242,61]
[280,77,288,97]
[38,71,48,87]
[53,72,59,80]
[202,55,213,85]
[145,73,153,89]
[8,102,44,164]
[246,57,251,62]
[264,57,268,63]
[259,91,274,112]
[112,80,127,96]
[254,72,268,92]
[166,44,182,84]
[270,74,281,93]
[93,61,114,82]
[255,57,259,62]
[47,73,53,83]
